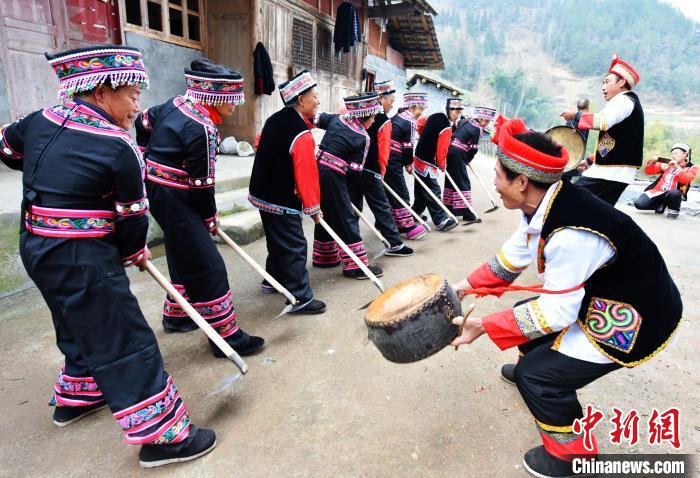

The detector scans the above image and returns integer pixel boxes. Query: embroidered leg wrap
[341,241,369,271]
[114,376,191,445]
[312,240,341,267]
[162,283,189,320]
[194,290,238,339]
[50,368,104,407]
[536,419,596,461]
[391,207,415,231]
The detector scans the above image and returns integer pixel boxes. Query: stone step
[216,209,264,246]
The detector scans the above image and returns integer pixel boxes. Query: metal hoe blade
[273,302,295,320]
[206,372,242,398]
[484,205,499,213]
[372,247,389,260]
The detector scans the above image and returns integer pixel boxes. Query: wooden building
[0,0,443,142]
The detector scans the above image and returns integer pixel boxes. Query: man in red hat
[450,116,682,478]
[561,54,643,205]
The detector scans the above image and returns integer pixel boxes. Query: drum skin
[364,274,462,363]
[545,126,585,170]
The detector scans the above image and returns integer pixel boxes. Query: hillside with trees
[432,0,700,170]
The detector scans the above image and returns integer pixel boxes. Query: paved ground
[0,157,698,477]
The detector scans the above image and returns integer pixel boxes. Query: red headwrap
[492,115,569,183]
[608,53,640,88]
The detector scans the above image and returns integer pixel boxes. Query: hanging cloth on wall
[333,2,361,55]
[253,42,275,95]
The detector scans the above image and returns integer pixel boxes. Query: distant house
[406,70,469,114]
[0,0,442,142]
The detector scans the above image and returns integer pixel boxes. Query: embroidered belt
[146,159,190,189]
[25,206,116,238]
[317,150,349,175]
[450,138,476,153]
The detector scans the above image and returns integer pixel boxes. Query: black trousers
[313,166,368,271]
[443,156,472,217]
[575,176,629,205]
[412,172,448,226]
[384,159,417,232]
[515,333,621,457]
[259,210,313,304]
[349,170,403,247]
[634,189,683,212]
[147,182,239,338]
[20,232,189,445]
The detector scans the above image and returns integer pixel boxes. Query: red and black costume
[384,93,428,239]
[347,80,407,251]
[634,144,697,218]
[443,105,495,220]
[466,117,682,469]
[249,71,321,308]
[136,63,262,355]
[412,111,452,226]
[312,93,381,273]
[1,46,195,448]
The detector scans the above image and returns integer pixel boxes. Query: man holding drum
[450,116,682,478]
[561,54,643,205]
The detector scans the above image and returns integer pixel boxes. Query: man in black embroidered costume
[412,102,459,231]
[349,80,414,257]
[312,93,384,279]
[451,116,682,478]
[443,104,495,222]
[249,70,326,314]
[136,58,264,355]
[384,93,429,240]
[0,46,216,468]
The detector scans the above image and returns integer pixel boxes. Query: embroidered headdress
[608,53,640,88]
[184,57,244,106]
[373,80,396,96]
[472,106,497,121]
[402,92,428,108]
[279,70,317,105]
[46,45,149,99]
[343,92,381,119]
[446,98,465,110]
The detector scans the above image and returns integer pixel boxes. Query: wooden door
[0,0,69,119]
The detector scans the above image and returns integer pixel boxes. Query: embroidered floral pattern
[340,241,369,271]
[513,301,547,340]
[25,207,115,238]
[114,376,190,445]
[115,198,149,216]
[146,160,190,189]
[487,255,521,283]
[51,369,104,407]
[313,240,341,266]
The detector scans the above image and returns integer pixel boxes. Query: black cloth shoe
[523,445,584,478]
[437,217,458,231]
[343,265,384,280]
[139,426,216,468]
[501,364,516,385]
[210,329,265,358]
[163,316,199,333]
[385,244,414,257]
[463,210,477,222]
[289,298,327,315]
[53,402,108,427]
[654,203,666,214]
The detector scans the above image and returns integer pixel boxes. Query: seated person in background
[634,143,697,219]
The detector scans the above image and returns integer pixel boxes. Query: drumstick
[454,303,476,351]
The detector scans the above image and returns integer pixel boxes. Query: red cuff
[468,263,511,289]
[482,309,529,350]
[578,113,594,130]
[204,212,219,233]
[122,246,148,267]
[436,128,451,170]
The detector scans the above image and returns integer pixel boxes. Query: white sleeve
[512,228,616,338]
[595,94,634,131]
